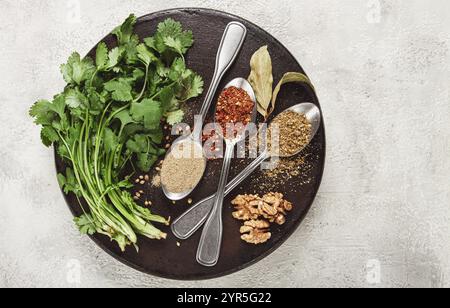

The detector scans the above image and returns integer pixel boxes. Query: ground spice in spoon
[160,142,206,194]
[266,111,312,157]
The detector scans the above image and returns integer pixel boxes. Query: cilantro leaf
[136,153,158,172]
[65,88,88,109]
[157,18,183,38]
[168,57,186,81]
[58,168,79,195]
[41,126,59,147]
[144,37,157,51]
[104,79,133,102]
[130,99,162,130]
[112,14,137,45]
[164,36,194,56]
[74,214,98,235]
[30,100,55,125]
[57,173,67,189]
[166,109,185,125]
[112,15,139,64]
[155,60,170,77]
[163,37,184,55]
[148,19,194,56]
[126,133,164,172]
[126,134,147,154]
[126,134,164,155]
[157,19,194,54]
[122,38,139,65]
[96,42,108,69]
[114,110,135,133]
[136,44,157,66]
[96,43,122,71]
[121,124,144,140]
[86,87,105,114]
[132,68,145,81]
[158,86,177,113]
[178,73,204,102]
[147,130,164,144]
[178,31,194,52]
[60,52,95,85]
[51,94,68,120]
[107,47,122,68]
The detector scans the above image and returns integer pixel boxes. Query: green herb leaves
[74,214,98,236]
[126,133,165,172]
[179,73,204,102]
[29,100,55,126]
[104,79,134,102]
[166,109,185,126]
[130,99,162,130]
[61,52,96,85]
[96,43,122,71]
[113,15,140,65]
[30,14,204,251]
[144,18,194,56]
[65,88,88,108]
[136,44,156,66]
[41,126,59,147]
[113,14,137,45]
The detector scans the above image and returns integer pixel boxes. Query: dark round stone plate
[55,8,326,280]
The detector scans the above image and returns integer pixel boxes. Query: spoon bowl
[217,78,258,139]
[277,102,321,158]
[161,138,207,201]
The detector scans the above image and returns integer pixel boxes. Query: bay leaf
[248,46,274,118]
[270,72,315,118]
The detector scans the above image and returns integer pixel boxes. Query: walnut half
[240,220,271,245]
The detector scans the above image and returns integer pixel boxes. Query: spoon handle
[193,22,247,138]
[196,141,236,267]
[172,151,269,240]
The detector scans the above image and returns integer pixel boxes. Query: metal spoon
[162,22,247,201]
[196,78,257,267]
[172,103,321,241]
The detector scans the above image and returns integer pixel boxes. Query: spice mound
[160,141,206,194]
[266,111,312,157]
[231,192,293,244]
[215,86,255,139]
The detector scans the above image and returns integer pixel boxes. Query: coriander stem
[150,80,177,100]
[134,64,149,102]
[89,69,99,87]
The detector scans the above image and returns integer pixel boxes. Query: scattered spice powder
[215,86,254,139]
[151,175,161,188]
[254,152,316,192]
[160,142,206,194]
[266,111,312,157]
[266,156,306,180]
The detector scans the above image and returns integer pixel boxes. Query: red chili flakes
[215,86,255,138]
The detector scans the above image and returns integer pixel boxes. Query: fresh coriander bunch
[29,15,204,251]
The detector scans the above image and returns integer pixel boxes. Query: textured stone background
[1,0,449,288]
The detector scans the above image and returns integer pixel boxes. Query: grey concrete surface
[0,0,449,288]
